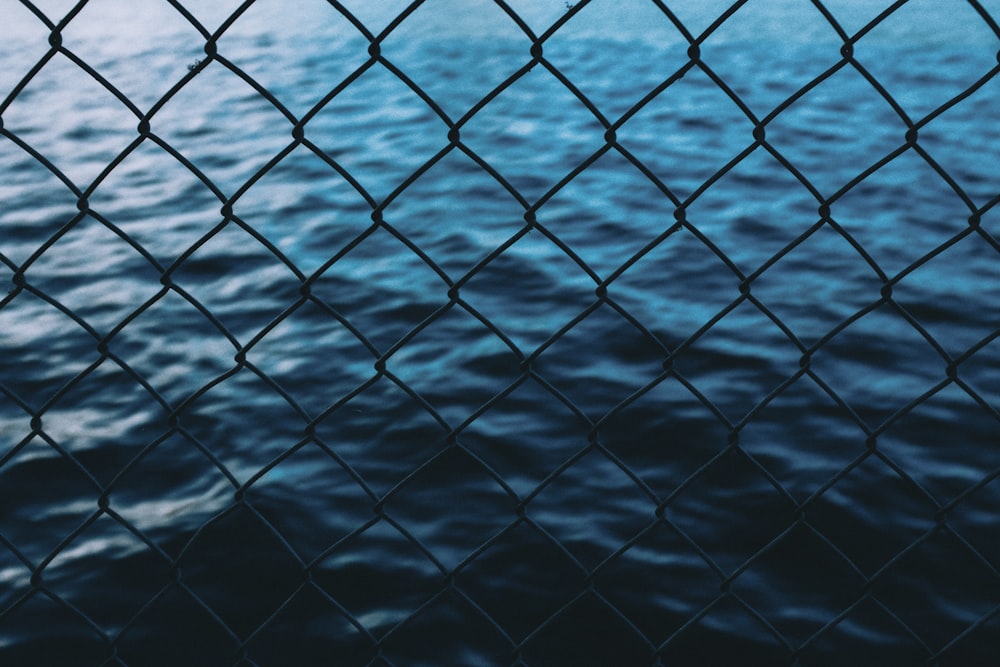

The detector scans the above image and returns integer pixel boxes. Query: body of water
[1,0,999,664]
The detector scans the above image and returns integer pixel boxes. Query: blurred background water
[0,0,999,664]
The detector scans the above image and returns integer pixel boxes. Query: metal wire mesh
[1,0,999,664]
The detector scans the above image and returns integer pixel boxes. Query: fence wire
[1,0,1000,665]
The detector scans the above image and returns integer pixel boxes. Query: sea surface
[1,0,999,664]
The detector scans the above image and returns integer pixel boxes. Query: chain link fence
[1,0,999,664]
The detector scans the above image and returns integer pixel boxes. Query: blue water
[1,0,999,664]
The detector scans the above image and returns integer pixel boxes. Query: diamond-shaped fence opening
[597,374,733,497]
[683,145,820,275]
[0,153,80,269]
[749,221,883,345]
[0,436,101,566]
[853,0,999,119]
[309,376,451,497]
[892,234,1000,356]
[592,520,722,645]
[614,63,755,202]
[542,1,691,122]
[764,65,907,197]
[457,61,608,201]
[526,447,655,570]
[916,75,1000,207]
[454,519,588,643]
[697,0,848,117]
[734,521,867,646]
[380,445,516,570]
[873,526,1000,652]
[1,1,999,665]
[84,138,226,264]
[377,588,515,666]
[1,52,139,189]
[57,0,203,111]
[457,376,591,497]
[212,0,373,119]
[536,149,687,276]
[878,382,1000,504]
[310,517,446,638]
[30,361,161,482]
[379,0,531,122]
[656,594,793,664]
[797,595,932,664]
[458,230,597,348]
[381,148,526,277]
[829,148,974,276]
[107,431,233,558]
[242,440,377,562]
[736,375,868,502]
[42,513,170,636]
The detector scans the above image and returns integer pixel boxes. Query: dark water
[1,1,999,664]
